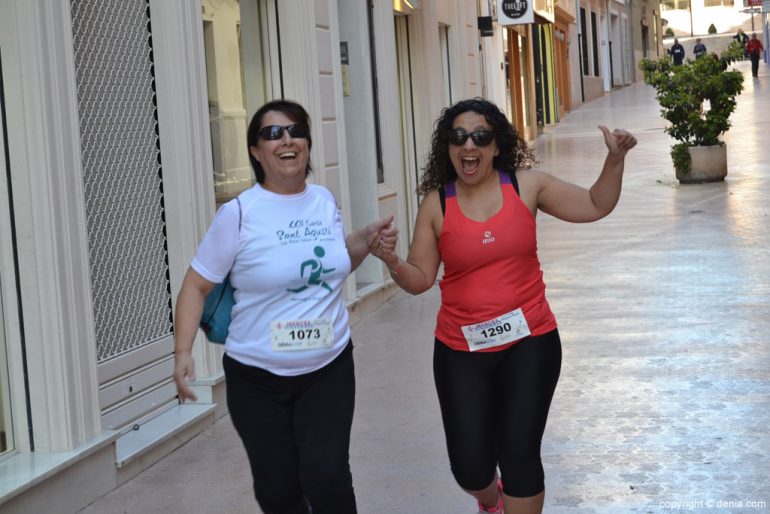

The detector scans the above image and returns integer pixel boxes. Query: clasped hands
[366,216,398,262]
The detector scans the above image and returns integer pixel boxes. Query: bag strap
[438,170,519,217]
[236,197,242,230]
[232,196,242,267]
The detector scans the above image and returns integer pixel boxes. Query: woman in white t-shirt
[173,99,395,514]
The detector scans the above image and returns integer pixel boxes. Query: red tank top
[435,171,557,351]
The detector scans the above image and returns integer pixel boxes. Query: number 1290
[480,323,511,338]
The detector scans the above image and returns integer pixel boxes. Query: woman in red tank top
[371,98,636,514]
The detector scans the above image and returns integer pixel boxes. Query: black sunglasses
[448,128,495,147]
[258,124,310,141]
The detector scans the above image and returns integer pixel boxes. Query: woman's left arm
[536,126,637,223]
[346,216,395,271]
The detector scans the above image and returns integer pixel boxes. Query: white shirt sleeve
[191,199,240,283]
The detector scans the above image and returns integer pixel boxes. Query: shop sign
[497,0,535,25]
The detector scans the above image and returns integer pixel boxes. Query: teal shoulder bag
[199,198,241,344]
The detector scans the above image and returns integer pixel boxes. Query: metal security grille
[71,0,172,362]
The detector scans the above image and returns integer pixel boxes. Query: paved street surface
[79,61,770,514]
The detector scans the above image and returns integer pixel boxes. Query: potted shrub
[639,42,744,183]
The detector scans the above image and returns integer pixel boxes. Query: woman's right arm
[379,190,442,295]
[173,268,216,403]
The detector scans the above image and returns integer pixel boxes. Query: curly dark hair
[417,98,535,197]
[247,99,313,184]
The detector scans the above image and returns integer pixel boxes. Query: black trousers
[750,54,760,77]
[433,330,562,498]
[224,342,357,514]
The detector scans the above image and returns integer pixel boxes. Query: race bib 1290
[461,308,531,352]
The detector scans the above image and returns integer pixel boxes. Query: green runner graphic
[287,246,335,293]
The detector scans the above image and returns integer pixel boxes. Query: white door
[0,56,17,455]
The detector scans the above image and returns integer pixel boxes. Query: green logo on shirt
[287,246,335,294]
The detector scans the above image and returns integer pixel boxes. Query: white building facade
[0,1,488,512]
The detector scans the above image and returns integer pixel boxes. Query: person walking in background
[735,29,749,59]
[371,98,636,514]
[173,99,396,514]
[746,33,764,78]
[669,38,685,65]
[693,38,707,59]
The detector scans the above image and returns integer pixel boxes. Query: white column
[0,0,101,452]
[150,0,225,379]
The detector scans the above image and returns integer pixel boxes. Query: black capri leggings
[433,330,562,498]
[224,342,357,514]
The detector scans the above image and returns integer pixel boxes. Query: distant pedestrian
[669,38,685,65]
[372,98,637,514]
[693,38,707,59]
[734,29,749,59]
[746,33,764,78]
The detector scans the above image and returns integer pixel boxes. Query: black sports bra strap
[439,170,517,217]
[508,170,520,196]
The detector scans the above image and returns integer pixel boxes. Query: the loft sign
[497,0,534,25]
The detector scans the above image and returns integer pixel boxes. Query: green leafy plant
[708,23,717,34]
[671,143,692,174]
[665,27,675,38]
[639,42,744,174]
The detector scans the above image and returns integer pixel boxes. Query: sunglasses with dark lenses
[258,123,310,141]
[448,128,495,147]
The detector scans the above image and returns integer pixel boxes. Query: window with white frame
[395,15,419,199]
[0,60,14,457]
[366,0,385,184]
[439,24,452,107]
[201,0,279,206]
[591,11,600,76]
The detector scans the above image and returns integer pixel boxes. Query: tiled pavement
[79,61,770,514]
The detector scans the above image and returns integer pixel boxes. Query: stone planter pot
[676,144,727,184]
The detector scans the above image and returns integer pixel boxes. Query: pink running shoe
[477,478,503,513]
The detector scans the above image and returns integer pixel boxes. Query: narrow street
[80,62,770,514]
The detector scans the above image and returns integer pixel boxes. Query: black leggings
[224,342,357,514]
[750,54,760,76]
[433,330,562,498]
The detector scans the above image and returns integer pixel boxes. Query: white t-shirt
[191,183,352,376]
